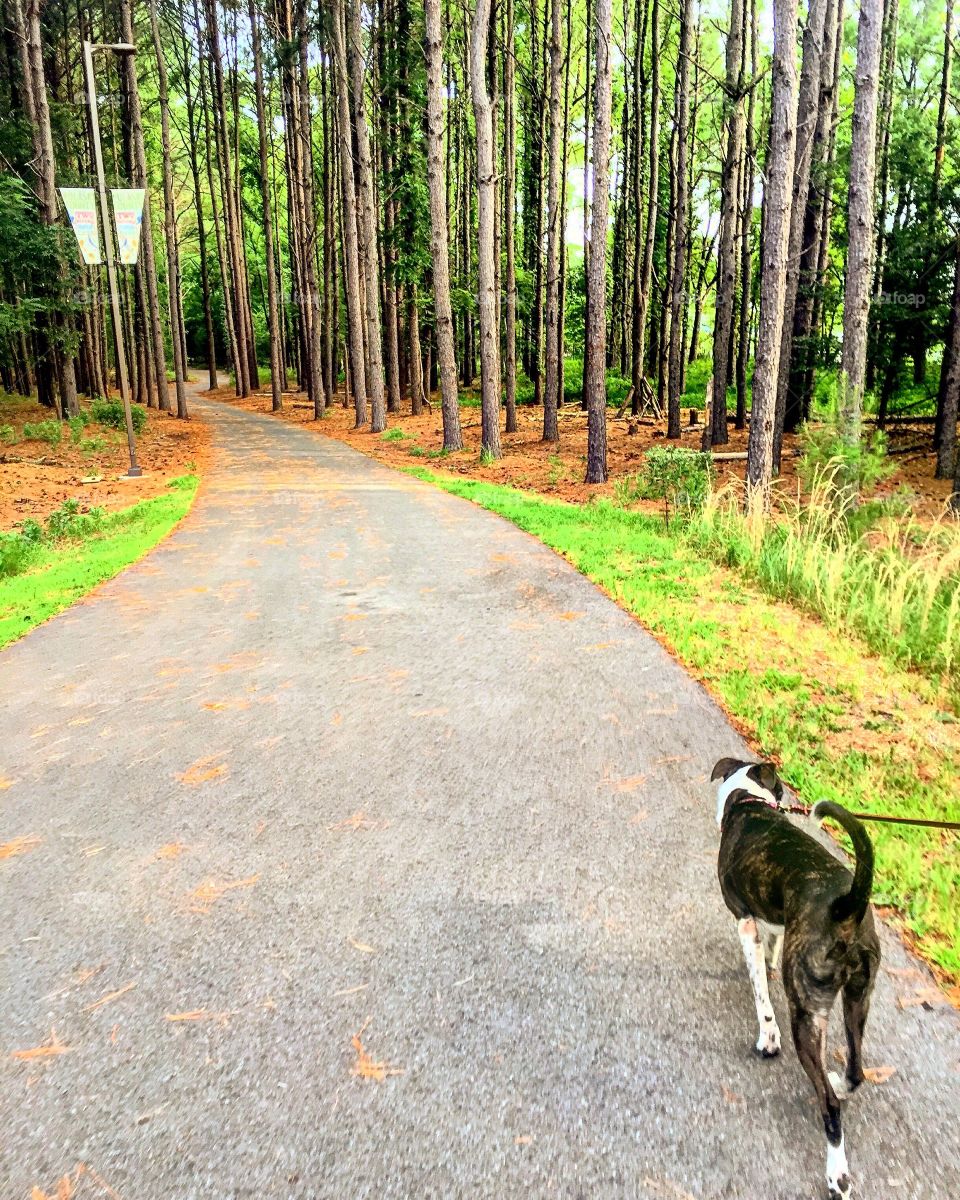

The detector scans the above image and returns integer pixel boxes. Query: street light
[82,40,141,479]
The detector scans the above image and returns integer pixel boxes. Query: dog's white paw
[828,1070,853,1101]
[826,1138,852,1199]
[755,1023,781,1057]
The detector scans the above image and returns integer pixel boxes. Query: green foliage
[80,436,106,454]
[0,480,199,648]
[68,414,87,444]
[797,422,894,497]
[22,419,62,446]
[616,446,713,528]
[0,424,17,445]
[91,398,147,435]
[381,427,412,441]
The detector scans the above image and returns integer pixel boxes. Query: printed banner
[110,188,146,265]
[59,187,101,265]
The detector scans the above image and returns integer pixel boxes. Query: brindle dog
[712,757,881,1200]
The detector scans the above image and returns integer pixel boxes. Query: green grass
[0,476,199,649]
[404,468,960,980]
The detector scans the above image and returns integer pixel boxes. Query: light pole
[82,40,141,478]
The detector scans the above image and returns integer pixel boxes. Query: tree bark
[745,0,799,507]
[424,0,463,449]
[346,0,387,432]
[839,0,884,446]
[709,0,745,447]
[331,0,368,426]
[666,0,692,440]
[584,0,613,482]
[149,0,188,418]
[542,0,563,443]
[470,0,502,458]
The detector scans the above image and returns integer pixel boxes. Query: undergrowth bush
[0,499,108,579]
[615,445,713,528]
[91,397,146,435]
[22,419,62,446]
[0,423,17,445]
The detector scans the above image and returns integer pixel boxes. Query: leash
[778,801,960,832]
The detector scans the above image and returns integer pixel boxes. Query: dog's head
[710,757,783,828]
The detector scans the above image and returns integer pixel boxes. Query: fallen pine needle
[164,1009,233,1024]
[84,981,136,1012]
[351,1024,403,1081]
[12,1027,73,1061]
[188,874,260,913]
[0,835,41,860]
[348,938,376,954]
[333,984,368,998]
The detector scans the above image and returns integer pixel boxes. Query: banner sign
[110,188,146,265]
[59,187,101,264]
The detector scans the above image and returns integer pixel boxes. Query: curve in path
[2,392,958,1199]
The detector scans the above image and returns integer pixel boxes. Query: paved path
[2,394,958,1200]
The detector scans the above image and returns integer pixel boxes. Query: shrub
[0,423,17,445]
[45,499,106,541]
[798,422,893,498]
[80,436,106,454]
[68,414,87,444]
[91,398,147,435]
[381,427,411,441]
[0,532,37,578]
[616,446,714,528]
[22,419,62,446]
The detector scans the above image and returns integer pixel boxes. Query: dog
[712,757,881,1200]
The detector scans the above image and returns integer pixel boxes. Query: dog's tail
[812,801,874,925]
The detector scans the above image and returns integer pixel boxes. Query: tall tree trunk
[666,0,692,440]
[745,0,799,507]
[347,0,387,432]
[786,0,842,425]
[936,241,960,480]
[503,0,518,433]
[839,0,883,447]
[470,0,502,458]
[633,0,660,413]
[331,0,368,426]
[708,0,745,447]
[149,0,188,418]
[542,0,563,443]
[424,0,463,449]
[584,0,613,482]
[120,0,170,413]
[773,0,829,464]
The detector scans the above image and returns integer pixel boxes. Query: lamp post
[82,40,141,478]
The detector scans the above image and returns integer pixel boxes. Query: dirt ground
[0,389,212,531]
[207,383,956,519]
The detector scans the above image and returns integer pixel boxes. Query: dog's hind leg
[832,984,872,1099]
[791,1006,851,1200]
[736,917,781,1057]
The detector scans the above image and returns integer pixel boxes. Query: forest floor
[209,382,960,990]
[206,382,955,521]
[0,388,211,531]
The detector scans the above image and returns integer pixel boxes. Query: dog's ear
[711,756,742,782]
[755,762,780,793]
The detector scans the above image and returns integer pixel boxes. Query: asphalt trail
[2,392,958,1199]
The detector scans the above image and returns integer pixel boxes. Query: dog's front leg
[736,917,781,1056]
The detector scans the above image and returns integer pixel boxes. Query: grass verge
[0,475,198,649]
[407,467,960,985]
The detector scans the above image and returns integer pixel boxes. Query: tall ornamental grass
[685,463,960,690]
